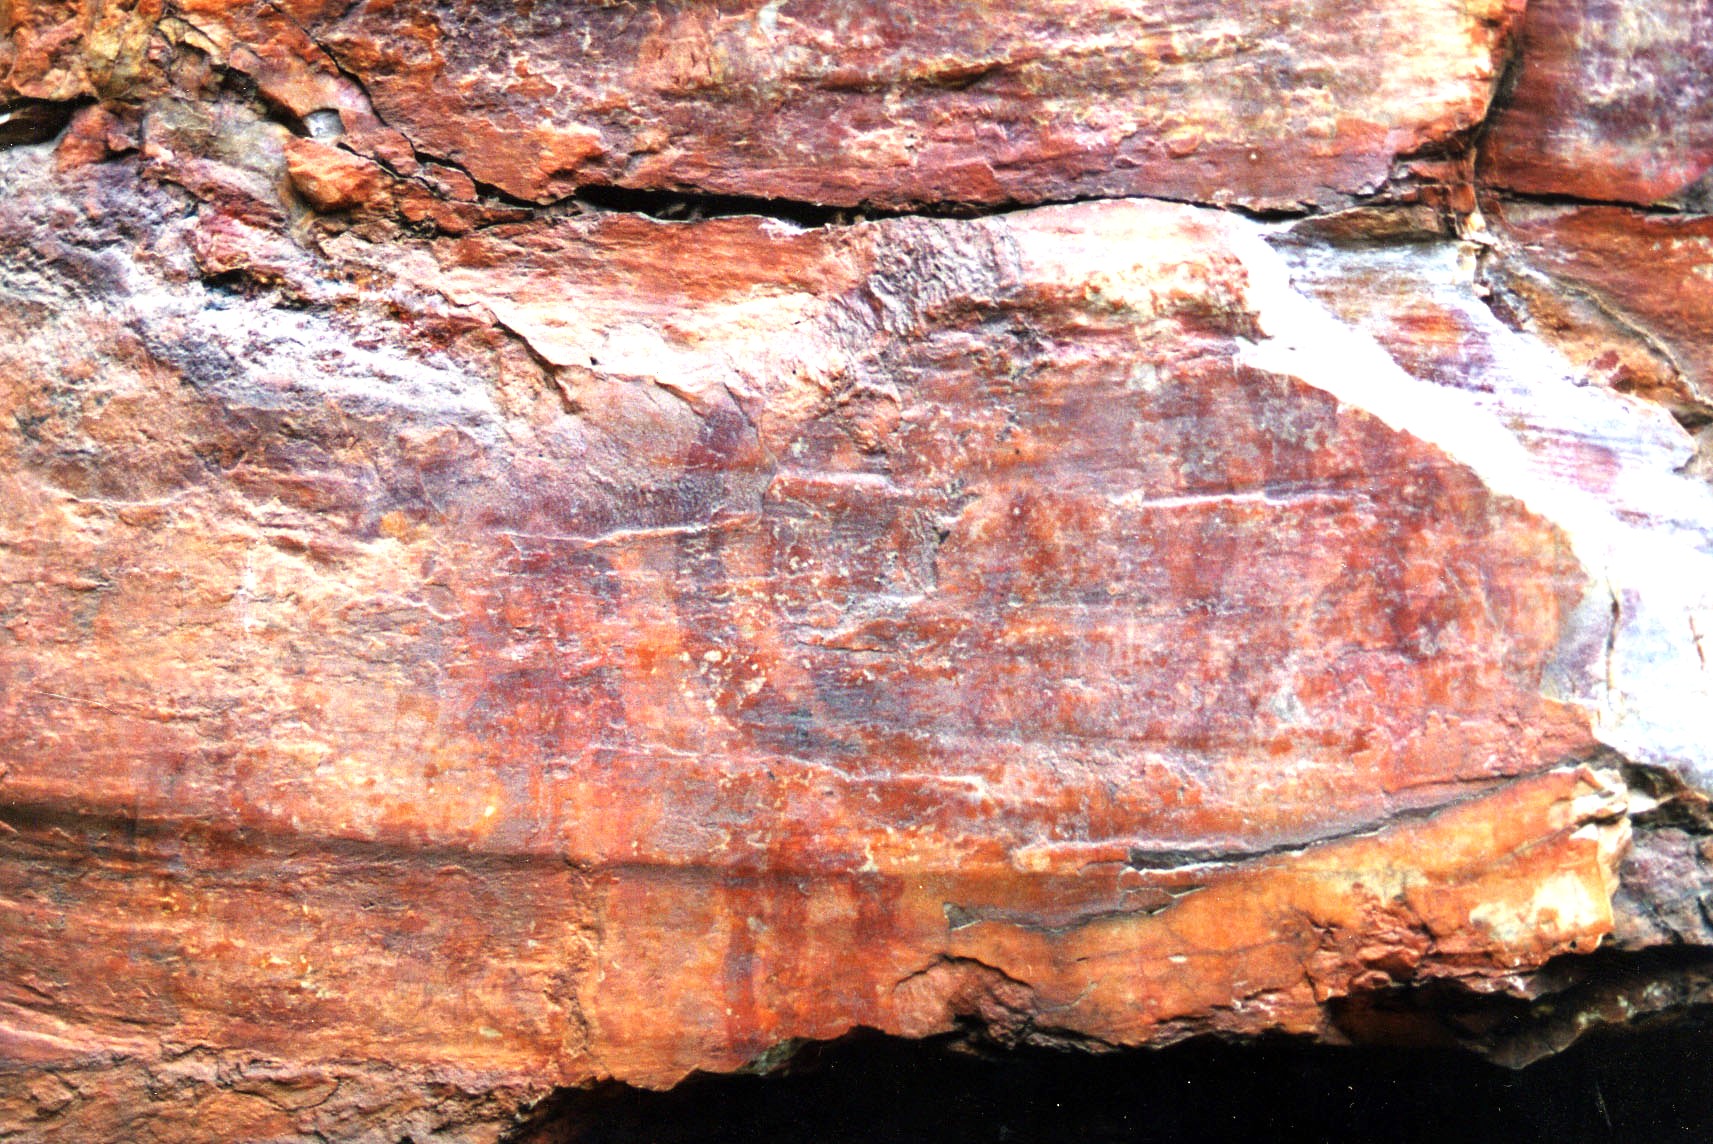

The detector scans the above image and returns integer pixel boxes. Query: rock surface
[1479,0,1713,206]
[4,0,1529,211]
[2,2,1712,1141]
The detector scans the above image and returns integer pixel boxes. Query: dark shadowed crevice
[1485,187,1713,217]
[566,182,1319,229]
[568,184,923,227]
[506,1016,1713,1144]
[0,98,82,148]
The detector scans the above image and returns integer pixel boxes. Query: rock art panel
[5,0,1713,1140]
[0,113,1658,1123]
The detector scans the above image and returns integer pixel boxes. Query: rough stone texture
[3,1,1713,1141]
[1485,201,1713,416]
[3,0,1529,211]
[1480,0,1713,206]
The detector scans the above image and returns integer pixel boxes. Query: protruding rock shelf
[3,1,1711,1140]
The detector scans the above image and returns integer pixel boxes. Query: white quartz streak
[1226,220,1713,788]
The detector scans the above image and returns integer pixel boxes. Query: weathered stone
[0,133,1673,1135]
[1271,222,1713,791]
[312,0,1529,210]
[5,0,1525,211]
[1480,0,1713,206]
[5,1,1713,1140]
[1484,201,1713,416]
[283,135,386,212]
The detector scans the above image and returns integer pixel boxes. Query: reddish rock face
[1485,203,1713,412]
[4,0,1526,210]
[5,1,1713,1141]
[1481,0,1713,205]
[283,135,387,212]
[0,142,1644,1129]
[304,0,1526,210]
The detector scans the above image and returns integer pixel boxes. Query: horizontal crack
[569,181,1318,229]
[570,183,915,228]
[570,179,1331,229]
[943,892,1199,936]
[1482,186,1713,219]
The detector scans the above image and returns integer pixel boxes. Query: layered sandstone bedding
[2,1,1712,1140]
